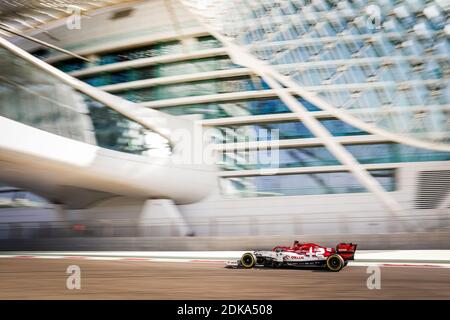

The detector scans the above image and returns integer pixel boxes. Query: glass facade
[96,41,182,66]
[0,47,94,143]
[196,35,223,49]
[0,46,170,156]
[52,40,184,72]
[84,97,171,155]
[51,36,223,74]
[159,97,319,119]
[52,57,85,73]
[80,56,237,87]
[115,76,270,102]
[220,143,450,171]
[193,0,450,146]
[213,119,368,143]
[220,169,396,198]
[45,15,450,199]
[0,188,48,208]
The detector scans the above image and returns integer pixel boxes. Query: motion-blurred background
[0,0,449,251]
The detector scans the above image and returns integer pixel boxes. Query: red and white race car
[228,241,357,272]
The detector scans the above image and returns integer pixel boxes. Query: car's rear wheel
[240,252,256,269]
[326,254,345,272]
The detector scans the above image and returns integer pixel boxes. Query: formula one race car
[227,241,357,272]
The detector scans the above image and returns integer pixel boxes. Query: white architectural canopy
[0,36,217,208]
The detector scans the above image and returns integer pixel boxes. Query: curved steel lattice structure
[181,0,450,152]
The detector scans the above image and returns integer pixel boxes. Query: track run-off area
[0,251,449,299]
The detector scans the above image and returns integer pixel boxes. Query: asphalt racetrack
[0,258,449,299]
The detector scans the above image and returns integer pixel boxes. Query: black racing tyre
[240,252,256,269]
[326,254,345,272]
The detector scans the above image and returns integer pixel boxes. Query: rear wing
[336,243,357,260]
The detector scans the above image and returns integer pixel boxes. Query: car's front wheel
[240,252,256,269]
[326,254,345,272]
